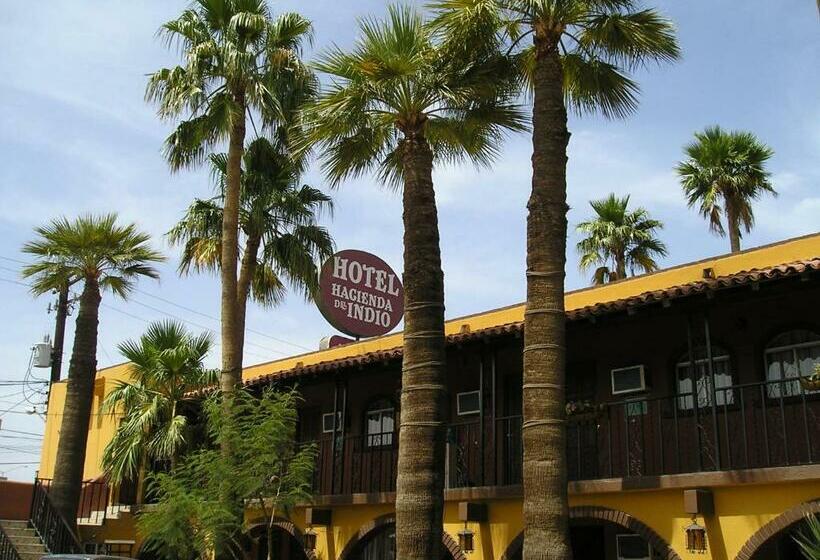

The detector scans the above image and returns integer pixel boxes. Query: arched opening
[749,525,809,560]
[502,507,680,560]
[339,516,464,560]
[736,500,820,560]
[248,522,310,560]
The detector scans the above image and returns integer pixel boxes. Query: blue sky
[0,1,817,481]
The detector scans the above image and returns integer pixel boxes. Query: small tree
[138,388,315,560]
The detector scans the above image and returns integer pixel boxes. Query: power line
[0,461,39,465]
[0,434,43,441]
[134,288,312,352]
[0,273,274,362]
[0,428,44,437]
[2,256,312,354]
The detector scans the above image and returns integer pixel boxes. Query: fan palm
[21,214,163,526]
[676,126,775,253]
[167,137,334,357]
[430,1,679,557]
[147,0,316,395]
[795,514,820,560]
[305,6,525,559]
[576,193,666,284]
[101,320,218,501]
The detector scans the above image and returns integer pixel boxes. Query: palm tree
[101,320,217,501]
[576,193,667,284]
[167,137,334,358]
[21,214,163,526]
[147,0,316,396]
[430,2,679,557]
[676,126,775,253]
[305,6,525,559]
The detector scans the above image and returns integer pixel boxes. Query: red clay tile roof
[240,258,819,388]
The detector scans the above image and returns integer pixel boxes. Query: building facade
[34,233,820,560]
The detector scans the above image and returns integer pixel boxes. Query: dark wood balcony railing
[309,378,820,496]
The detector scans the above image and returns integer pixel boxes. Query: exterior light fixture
[458,525,475,554]
[303,528,317,552]
[685,520,707,553]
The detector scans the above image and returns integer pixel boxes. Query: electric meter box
[33,342,52,368]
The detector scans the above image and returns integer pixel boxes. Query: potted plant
[565,399,606,422]
[800,364,820,392]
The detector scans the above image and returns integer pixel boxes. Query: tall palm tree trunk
[221,92,247,394]
[522,36,573,560]
[50,279,102,528]
[395,133,447,560]
[234,237,260,368]
[615,253,627,281]
[725,199,741,253]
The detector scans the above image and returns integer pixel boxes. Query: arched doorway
[339,515,464,560]
[249,521,311,560]
[736,500,820,560]
[502,507,681,560]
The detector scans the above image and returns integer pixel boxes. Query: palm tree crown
[576,193,667,285]
[676,125,776,253]
[306,4,526,185]
[146,0,315,169]
[21,213,164,296]
[102,321,217,485]
[430,0,680,119]
[168,137,334,307]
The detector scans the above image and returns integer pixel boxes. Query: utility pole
[49,285,70,383]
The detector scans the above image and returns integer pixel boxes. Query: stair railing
[0,524,23,560]
[29,478,82,554]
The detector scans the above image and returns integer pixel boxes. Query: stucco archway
[500,506,682,560]
[735,499,820,560]
[337,513,466,560]
[247,517,318,560]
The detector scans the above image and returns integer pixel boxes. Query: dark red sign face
[317,250,404,338]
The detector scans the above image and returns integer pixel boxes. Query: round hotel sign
[317,250,404,338]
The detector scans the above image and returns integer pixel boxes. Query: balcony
[307,378,820,496]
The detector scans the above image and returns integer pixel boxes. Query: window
[765,329,820,398]
[322,411,341,434]
[366,399,395,447]
[616,534,652,560]
[104,541,134,557]
[676,347,733,410]
[457,391,481,416]
[611,365,646,395]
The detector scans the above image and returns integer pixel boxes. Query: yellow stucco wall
[39,362,132,479]
[238,477,820,560]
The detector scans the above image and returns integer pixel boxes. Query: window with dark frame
[764,329,820,398]
[675,346,734,410]
[616,533,652,560]
[365,398,395,447]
